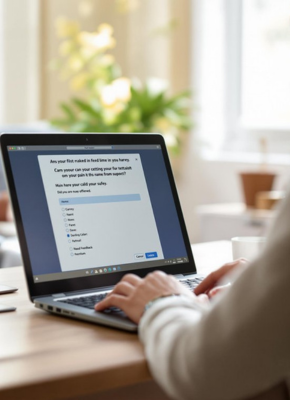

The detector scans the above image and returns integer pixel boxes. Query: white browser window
[38,153,164,272]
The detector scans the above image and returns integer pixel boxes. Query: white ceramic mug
[231,236,266,261]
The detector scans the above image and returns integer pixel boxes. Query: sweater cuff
[138,294,208,343]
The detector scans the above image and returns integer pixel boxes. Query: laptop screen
[6,141,191,286]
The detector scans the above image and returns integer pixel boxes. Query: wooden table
[0,241,232,400]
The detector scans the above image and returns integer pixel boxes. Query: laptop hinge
[182,272,197,276]
[52,293,66,298]
[66,286,113,296]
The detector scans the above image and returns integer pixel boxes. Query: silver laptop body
[1,133,202,332]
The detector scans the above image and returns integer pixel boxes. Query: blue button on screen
[145,252,158,259]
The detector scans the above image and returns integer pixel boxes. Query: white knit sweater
[139,188,290,400]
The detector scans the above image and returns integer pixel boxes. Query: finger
[145,270,168,284]
[95,294,127,311]
[151,270,167,277]
[197,294,210,305]
[107,281,135,297]
[236,257,250,265]
[194,260,242,295]
[208,283,231,298]
[145,270,167,280]
[194,270,223,295]
[121,273,142,286]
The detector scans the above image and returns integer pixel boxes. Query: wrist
[144,294,180,313]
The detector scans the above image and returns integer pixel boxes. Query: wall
[37,0,290,244]
[0,0,40,123]
[175,0,290,244]
[40,0,191,119]
[5,1,288,245]
[175,142,290,243]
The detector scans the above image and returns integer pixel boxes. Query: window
[193,0,290,154]
[241,0,290,129]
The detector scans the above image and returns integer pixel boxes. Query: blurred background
[1,0,290,251]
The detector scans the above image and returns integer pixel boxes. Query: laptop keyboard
[179,276,204,290]
[58,276,204,317]
[58,293,125,316]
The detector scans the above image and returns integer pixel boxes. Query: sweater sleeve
[139,189,290,400]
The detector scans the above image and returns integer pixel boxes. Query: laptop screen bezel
[0,133,196,300]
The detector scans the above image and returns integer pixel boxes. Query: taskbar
[33,256,189,284]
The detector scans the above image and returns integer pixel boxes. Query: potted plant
[239,138,276,208]
[50,18,193,155]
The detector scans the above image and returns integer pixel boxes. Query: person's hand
[95,271,208,324]
[0,191,12,221]
[194,258,249,298]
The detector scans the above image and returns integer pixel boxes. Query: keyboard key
[59,293,108,310]
[180,277,204,290]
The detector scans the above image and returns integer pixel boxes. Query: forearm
[139,188,290,400]
[139,248,290,400]
[139,296,206,400]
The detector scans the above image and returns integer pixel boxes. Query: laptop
[0,133,203,332]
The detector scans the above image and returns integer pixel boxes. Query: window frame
[192,0,290,155]
[225,0,290,153]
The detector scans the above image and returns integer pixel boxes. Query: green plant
[50,18,192,154]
